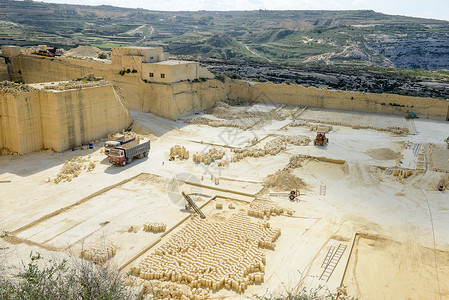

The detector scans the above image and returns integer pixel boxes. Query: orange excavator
[314,131,329,146]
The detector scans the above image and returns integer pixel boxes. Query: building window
[161,73,165,79]
[149,73,154,78]
[150,56,154,60]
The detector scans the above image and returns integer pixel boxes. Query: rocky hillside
[0,1,448,69]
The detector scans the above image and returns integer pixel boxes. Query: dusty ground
[1,104,449,299]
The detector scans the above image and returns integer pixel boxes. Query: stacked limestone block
[247,201,294,219]
[81,245,116,264]
[231,135,310,162]
[126,278,211,300]
[192,148,225,165]
[137,213,280,293]
[144,222,167,232]
[170,145,190,160]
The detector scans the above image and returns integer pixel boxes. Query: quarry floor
[1,105,449,299]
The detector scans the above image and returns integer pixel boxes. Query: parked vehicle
[108,140,150,166]
[313,131,329,146]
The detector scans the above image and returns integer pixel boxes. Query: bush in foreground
[0,252,136,299]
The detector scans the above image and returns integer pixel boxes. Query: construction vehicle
[405,112,418,119]
[33,47,64,57]
[108,139,150,166]
[314,131,329,146]
[269,189,300,201]
[104,136,136,155]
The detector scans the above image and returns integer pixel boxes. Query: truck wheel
[121,161,126,166]
[126,157,132,164]
[138,153,144,159]
[143,151,149,157]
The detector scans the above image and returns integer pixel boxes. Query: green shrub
[0,252,137,300]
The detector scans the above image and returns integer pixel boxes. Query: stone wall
[226,81,449,121]
[0,58,9,81]
[0,83,132,154]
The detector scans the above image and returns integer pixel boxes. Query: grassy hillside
[0,1,449,69]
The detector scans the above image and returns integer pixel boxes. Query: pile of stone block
[136,212,280,293]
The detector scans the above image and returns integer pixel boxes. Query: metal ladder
[319,243,347,282]
[321,245,335,268]
[182,191,206,219]
[320,185,326,196]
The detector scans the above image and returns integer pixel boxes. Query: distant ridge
[0,1,448,69]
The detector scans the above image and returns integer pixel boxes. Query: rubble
[53,155,96,183]
[0,81,36,93]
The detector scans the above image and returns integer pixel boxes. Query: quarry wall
[6,54,449,122]
[10,55,221,119]
[0,58,9,81]
[140,80,225,119]
[226,81,449,121]
[0,84,132,154]
[0,91,42,154]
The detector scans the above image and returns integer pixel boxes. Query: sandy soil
[429,144,449,172]
[65,45,103,58]
[1,105,449,299]
[298,108,408,131]
[345,235,449,299]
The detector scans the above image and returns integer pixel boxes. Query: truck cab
[104,141,121,155]
[108,148,126,166]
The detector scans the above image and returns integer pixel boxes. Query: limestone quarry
[1,45,449,299]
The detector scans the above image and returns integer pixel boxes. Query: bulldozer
[314,131,329,146]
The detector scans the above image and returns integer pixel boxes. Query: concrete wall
[226,81,449,121]
[0,84,132,154]
[111,47,165,65]
[141,63,173,83]
[171,62,199,83]
[141,61,212,83]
